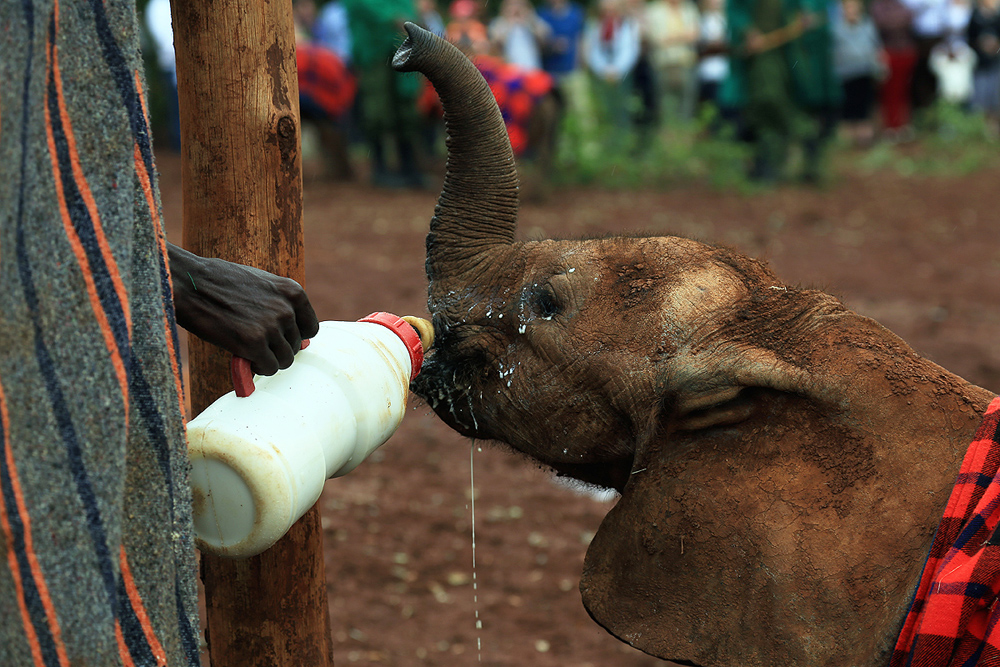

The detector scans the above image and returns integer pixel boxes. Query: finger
[272,336,296,371]
[293,293,320,339]
[282,316,303,356]
[250,350,280,377]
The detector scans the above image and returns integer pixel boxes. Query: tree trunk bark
[170,0,334,665]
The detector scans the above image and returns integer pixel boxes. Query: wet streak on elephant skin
[393,22,996,667]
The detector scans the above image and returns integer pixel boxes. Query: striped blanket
[473,56,553,156]
[420,55,553,155]
[1,0,200,665]
[891,396,1000,666]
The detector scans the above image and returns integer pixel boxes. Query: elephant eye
[535,284,561,319]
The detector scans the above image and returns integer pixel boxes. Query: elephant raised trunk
[392,23,518,277]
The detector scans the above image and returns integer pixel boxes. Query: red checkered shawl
[891,396,1000,667]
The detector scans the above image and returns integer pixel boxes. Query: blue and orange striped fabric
[0,0,200,665]
[891,396,1000,667]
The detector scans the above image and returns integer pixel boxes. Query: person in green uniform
[721,0,840,182]
[789,0,841,182]
[342,0,427,188]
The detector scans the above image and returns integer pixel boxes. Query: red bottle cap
[358,312,425,379]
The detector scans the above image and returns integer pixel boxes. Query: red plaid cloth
[473,56,553,155]
[419,56,553,155]
[296,42,356,120]
[891,396,1000,667]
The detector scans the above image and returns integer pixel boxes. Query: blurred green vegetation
[848,102,1000,179]
[552,104,755,192]
[550,98,1000,191]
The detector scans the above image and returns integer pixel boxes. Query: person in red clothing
[871,0,918,139]
[297,43,357,124]
[890,397,1000,666]
[296,42,357,180]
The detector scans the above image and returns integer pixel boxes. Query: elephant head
[393,24,995,667]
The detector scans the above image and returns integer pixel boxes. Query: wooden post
[170,0,335,665]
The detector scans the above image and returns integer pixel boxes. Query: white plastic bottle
[186,312,433,558]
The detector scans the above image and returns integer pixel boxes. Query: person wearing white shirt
[696,0,730,111]
[586,0,642,82]
[929,0,975,103]
[585,0,642,145]
[490,0,552,70]
[645,0,702,122]
[903,0,965,108]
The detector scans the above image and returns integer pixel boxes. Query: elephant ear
[580,426,818,665]
[577,389,901,666]
[579,443,750,665]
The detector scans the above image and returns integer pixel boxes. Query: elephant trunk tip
[392,22,425,73]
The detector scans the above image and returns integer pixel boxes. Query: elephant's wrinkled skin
[393,24,997,667]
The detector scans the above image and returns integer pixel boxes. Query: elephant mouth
[410,355,488,439]
[409,312,513,440]
[412,352,638,493]
[547,458,635,494]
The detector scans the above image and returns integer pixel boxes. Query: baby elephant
[394,23,997,667]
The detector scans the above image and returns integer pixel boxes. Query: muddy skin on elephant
[393,24,996,667]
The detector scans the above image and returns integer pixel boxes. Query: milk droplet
[470,444,483,662]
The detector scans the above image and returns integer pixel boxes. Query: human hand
[798,11,821,30]
[168,243,320,376]
[745,29,765,53]
[979,34,1000,55]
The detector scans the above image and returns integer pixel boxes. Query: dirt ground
[157,151,1000,666]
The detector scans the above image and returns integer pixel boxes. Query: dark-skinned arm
[167,242,320,376]
[746,12,823,54]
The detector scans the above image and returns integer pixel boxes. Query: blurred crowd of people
[143,0,1000,186]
